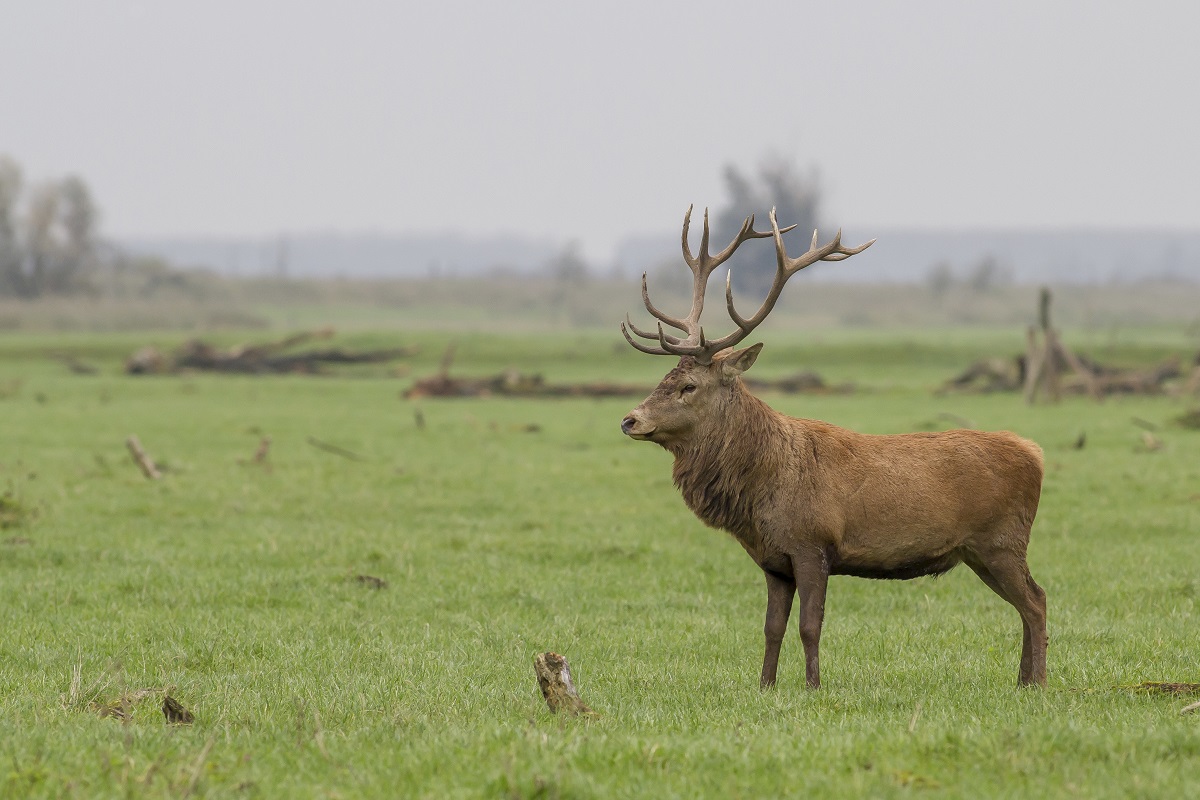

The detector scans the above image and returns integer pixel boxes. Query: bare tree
[0,156,23,296]
[0,155,100,297]
[715,157,820,297]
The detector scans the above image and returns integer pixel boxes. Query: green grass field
[1,326,1198,798]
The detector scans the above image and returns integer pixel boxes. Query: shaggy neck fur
[667,380,795,538]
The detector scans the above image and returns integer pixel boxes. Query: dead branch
[125,435,161,480]
[534,652,595,716]
[126,329,417,375]
[939,357,1022,395]
[404,368,650,399]
[53,353,99,375]
[306,436,368,462]
[745,371,854,394]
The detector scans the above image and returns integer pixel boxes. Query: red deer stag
[620,206,1047,688]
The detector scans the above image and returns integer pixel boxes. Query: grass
[1,325,1198,797]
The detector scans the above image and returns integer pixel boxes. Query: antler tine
[620,320,672,356]
[704,212,789,273]
[680,204,699,271]
[639,272,690,334]
[820,236,877,261]
[624,312,688,347]
[623,313,660,342]
[710,208,876,353]
[777,220,875,276]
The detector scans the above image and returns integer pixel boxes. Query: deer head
[621,206,874,446]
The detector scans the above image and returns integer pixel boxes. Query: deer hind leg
[792,557,830,690]
[761,570,796,689]
[963,545,1047,687]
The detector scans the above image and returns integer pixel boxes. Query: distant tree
[964,255,1009,294]
[715,156,821,297]
[0,155,100,297]
[926,261,954,298]
[546,241,589,286]
[0,155,23,296]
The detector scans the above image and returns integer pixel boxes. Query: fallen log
[126,330,417,375]
[403,368,650,399]
[944,353,1183,398]
[745,371,854,395]
[938,357,1023,395]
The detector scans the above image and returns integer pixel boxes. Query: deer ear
[720,343,763,383]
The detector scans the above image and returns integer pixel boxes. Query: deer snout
[621,411,656,440]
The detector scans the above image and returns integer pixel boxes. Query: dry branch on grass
[405,366,650,400]
[126,328,417,375]
[744,371,855,395]
[125,435,161,480]
[53,353,99,375]
[534,652,595,717]
[306,436,368,462]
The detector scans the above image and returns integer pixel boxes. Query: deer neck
[669,382,787,536]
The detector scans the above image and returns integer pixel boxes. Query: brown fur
[622,347,1048,688]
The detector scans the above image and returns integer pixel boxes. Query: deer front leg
[761,570,795,689]
[793,556,830,689]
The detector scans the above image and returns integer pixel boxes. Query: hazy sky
[3,1,1197,260]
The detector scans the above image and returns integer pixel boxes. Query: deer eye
[680,383,696,396]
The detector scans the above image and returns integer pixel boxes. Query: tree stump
[534,652,595,716]
[1024,287,1102,404]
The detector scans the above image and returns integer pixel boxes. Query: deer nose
[621,415,637,434]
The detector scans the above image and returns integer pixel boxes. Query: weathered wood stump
[534,652,594,716]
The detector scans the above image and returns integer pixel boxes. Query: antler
[622,206,875,364]
[621,205,792,361]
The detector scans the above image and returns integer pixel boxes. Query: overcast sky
[3,1,1197,261]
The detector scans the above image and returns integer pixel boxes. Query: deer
[619,206,1047,689]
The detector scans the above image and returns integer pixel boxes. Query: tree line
[0,152,826,298]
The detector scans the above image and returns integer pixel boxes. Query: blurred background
[1,0,1197,332]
